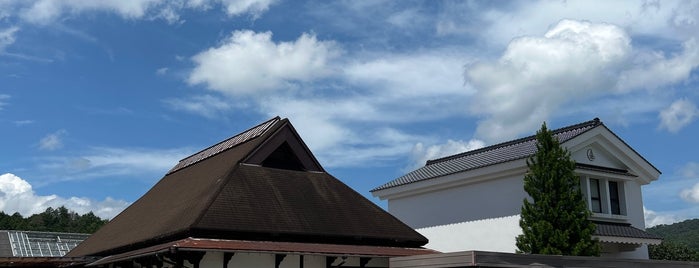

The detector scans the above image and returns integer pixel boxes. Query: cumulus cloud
[0,173,128,219]
[181,48,475,167]
[680,183,699,203]
[0,26,19,52]
[465,19,699,143]
[189,30,341,95]
[410,139,485,170]
[644,206,680,227]
[466,20,632,142]
[38,129,67,151]
[659,98,699,133]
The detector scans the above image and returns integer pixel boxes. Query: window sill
[590,212,628,223]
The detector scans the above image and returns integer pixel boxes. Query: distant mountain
[647,219,699,250]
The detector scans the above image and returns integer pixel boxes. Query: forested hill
[0,206,108,234]
[647,219,699,250]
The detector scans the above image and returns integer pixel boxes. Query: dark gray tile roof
[594,221,662,240]
[372,118,603,192]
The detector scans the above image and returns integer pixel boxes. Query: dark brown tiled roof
[593,221,662,240]
[372,119,603,191]
[68,117,427,258]
[88,238,438,266]
[168,116,281,174]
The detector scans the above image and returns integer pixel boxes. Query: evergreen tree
[516,122,599,256]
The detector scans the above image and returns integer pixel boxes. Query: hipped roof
[68,117,427,257]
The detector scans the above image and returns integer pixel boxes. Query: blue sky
[1,0,698,227]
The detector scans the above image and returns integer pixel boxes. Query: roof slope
[68,117,426,257]
[373,119,603,192]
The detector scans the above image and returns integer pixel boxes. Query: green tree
[649,242,699,261]
[516,122,599,256]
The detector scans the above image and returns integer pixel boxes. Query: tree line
[647,219,699,261]
[0,206,108,234]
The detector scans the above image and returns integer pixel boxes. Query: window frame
[578,174,628,220]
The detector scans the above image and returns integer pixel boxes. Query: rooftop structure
[68,117,432,267]
[0,231,89,258]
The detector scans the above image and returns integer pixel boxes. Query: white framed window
[579,176,627,217]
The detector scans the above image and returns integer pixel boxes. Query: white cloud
[189,30,341,95]
[344,49,474,100]
[259,97,433,168]
[0,26,19,52]
[644,206,680,227]
[38,129,67,151]
[659,98,699,133]
[163,94,237,118]
[466,20,632,142]
[679,162,699,179]
[410,139,485,170]
[0,94,9,110]
[0,173,128,219]
[183,48,475,167]
[19,0,161,24]
[618,38,699,91]
[218,0,275,17]
[680,183,699,203]
[37,146,193,183]
[156,67,169,75]
[450,1,699,46]
[13,120,34,126]
[7,0,276,25]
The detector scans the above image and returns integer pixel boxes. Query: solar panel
[4,231,90,257]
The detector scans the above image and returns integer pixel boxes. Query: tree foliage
[516,122,600,256]
[647,219,699,252]
[0,206,107,233]
[649,241,699,262]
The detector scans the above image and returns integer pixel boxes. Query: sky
[0,0,698,227]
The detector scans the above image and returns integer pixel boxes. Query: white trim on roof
[594,235,662,245]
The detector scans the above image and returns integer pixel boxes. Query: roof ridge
[425,118,602,166]
[167,116,281,174]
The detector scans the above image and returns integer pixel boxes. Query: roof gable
[564,124,661,184]
[69,117,426,257]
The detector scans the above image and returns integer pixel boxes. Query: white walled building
[372,118,662,259]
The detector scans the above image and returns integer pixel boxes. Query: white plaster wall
[571,144,626,170]
[388,174,527,228]
[417,215,521,253]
